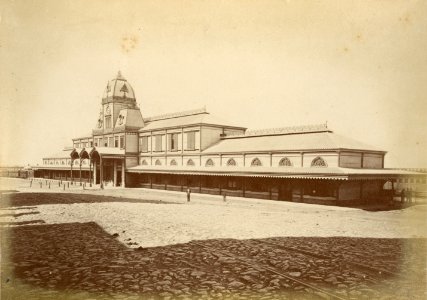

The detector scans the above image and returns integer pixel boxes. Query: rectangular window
[103,137,108,147]
[108,137,114,147]
[114,136,119,148]
[154,135,162,152]
[90,141,93,147]
[105,116,112,129]
[140,136,148,152]
[186,131,196,150]
[120,136,125,148]
[169,133,178,151]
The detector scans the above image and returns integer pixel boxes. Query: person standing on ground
[400,188,406,204]
[186,188,191,202]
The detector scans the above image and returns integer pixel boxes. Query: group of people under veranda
[400,188,416,204]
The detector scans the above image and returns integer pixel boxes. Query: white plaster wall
[161,135,166,152]
[201,127,222,150]
[153,157,166,166]
[195,131,201,150]
[183,156,200,166]
[224,128,246,136]
[167,156,182,166]
[272,154,301,167]
[222,155,244,167]
[125,133,138,153]
[303,153,338,168]
[177,133,182,151]
[139,157,151,165]
[245,154,270,167]
[201,155,220,167]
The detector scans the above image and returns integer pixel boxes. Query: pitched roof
[203,131,385,153]
[43,150,73,159]
[114,108,144,129]
[140,108,245,131]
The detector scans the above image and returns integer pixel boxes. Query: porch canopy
[127,165,422,181]
[88,147,126,188]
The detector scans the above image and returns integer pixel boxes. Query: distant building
[34,72,424,205]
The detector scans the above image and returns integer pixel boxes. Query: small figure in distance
[186,188,191,202]
[408,187,412,204]
[400,188,405,204]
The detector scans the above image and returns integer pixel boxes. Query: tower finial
[117,70,124,80]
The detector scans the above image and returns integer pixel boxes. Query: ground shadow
[1,222,426,299]
[0,193,173,208]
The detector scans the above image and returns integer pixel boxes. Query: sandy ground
[1,177,427,248]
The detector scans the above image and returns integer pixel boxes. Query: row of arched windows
[140,156,327,167]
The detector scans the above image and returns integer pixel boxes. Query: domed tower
[94,71,144,133]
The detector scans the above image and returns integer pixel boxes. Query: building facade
[34,72,423,205]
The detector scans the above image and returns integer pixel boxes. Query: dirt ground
[1,178,427,299]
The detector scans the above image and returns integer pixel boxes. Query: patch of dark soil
[0,193,172,208]
[0,220,45,226]
[1,222,426,299]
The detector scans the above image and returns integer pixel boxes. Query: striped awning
[127,166,422,180]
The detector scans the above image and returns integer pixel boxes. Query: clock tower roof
[102,71,136,103]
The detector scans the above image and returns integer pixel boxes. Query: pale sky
[1,0,426,168]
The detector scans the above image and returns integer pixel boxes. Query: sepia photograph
[1,0,427,299]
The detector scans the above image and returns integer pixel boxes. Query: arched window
[170,159,177,166]
[187,159,195,166]
[311,157,327,167]
[251,158,262,167]
[205,159,214,167]
[155,159,162,166]
[227,158,237,166]
[279,157,292,167]
[141,159,148,165]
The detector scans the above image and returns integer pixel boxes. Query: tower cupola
[94,72,144,133]
[102,71,137,108]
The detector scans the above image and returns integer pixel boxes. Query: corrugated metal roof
[127,165,414,179]
[114,108,144,128]
[225,124,330,138]
[203,131,385,153]
[43,149,73,159]
[140,112,245,131]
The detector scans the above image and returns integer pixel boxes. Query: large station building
[34,72,420,205]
